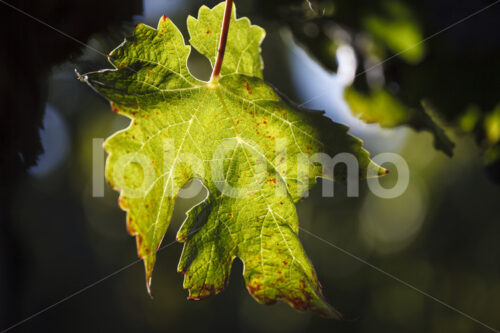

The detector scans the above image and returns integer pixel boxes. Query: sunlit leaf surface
[80,2,383,317]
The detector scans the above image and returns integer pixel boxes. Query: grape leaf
[345,87,455,156]
[79,2,384,317]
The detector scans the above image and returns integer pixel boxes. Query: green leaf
[80,2,384,317]
[362,0,425,64]
[188,4,265,78]
[345,87,455,156]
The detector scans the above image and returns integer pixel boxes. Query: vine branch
[211,0,233,81]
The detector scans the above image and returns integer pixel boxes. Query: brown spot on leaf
[188,284,216,301]
[200,283,215,294]
[247,281,262,294]
[206,29,212,34]
[137,234,143,251]
[246,82,252,94]
[269,178,276,184]
[126,218,136,235]
[299,280,306,289]
[289,296,309,311]
[119,197,129,209]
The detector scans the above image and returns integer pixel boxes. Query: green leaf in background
[345,88,455,156]
[461,103,500,166]
[254,0,459,157]
[80,2,384,317]
[362,0,424,64]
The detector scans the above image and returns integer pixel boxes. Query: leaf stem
[210,0,233,81]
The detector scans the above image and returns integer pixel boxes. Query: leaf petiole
[210,0,233,82]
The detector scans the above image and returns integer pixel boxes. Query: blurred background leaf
[251,0,500,167]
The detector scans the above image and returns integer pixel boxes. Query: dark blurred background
[1,0,500,332]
